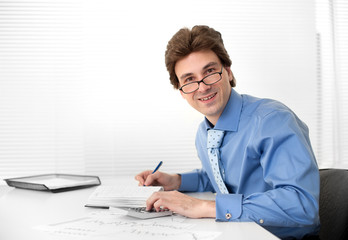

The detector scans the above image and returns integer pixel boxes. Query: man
[135,25,320,239]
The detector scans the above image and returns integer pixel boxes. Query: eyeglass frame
[179,66,224,94]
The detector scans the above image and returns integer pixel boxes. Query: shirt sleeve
[215,110,320,229]
[178,169,215,192]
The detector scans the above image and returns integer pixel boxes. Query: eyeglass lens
[181,72,221,93]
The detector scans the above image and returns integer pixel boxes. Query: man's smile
[198,92,217,102]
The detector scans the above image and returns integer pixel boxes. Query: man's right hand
[134,171,181,191]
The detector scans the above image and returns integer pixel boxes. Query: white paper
[35,210,221,240]
[86,185,164,207]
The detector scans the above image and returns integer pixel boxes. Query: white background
[0,0,346,179]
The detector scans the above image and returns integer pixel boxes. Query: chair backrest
[319,168,348,240]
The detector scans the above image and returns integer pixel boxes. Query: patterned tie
[207,129,228,194]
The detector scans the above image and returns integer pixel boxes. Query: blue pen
[143,161,163,186]
[152,161,163,174]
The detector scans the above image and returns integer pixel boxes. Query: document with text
[85,185,163,208]
[35,209,221,240]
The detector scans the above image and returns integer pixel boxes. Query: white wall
[0,0,319,178]
[82,0,318,175]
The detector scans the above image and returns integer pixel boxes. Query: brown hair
[165,25,236,89]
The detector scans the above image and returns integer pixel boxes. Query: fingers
[134,170,161,186]
[146,191,179,212]
[146,191,165,211]
[134,170,152,186]
[134,175,145,186]
[145,191,216,218]
[144,172,160,186]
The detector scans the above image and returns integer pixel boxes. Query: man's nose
[197,81,211,92]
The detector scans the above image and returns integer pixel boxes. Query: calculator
[123,207,173,219]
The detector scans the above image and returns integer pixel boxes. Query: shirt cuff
[178,172,199,192]
[216,193,243,221]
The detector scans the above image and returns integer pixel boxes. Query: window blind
[1,0,325,179]
[333,0,348,168]
[315,0,348,168]
[0,0,85,178]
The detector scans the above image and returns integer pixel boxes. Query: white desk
[0,177,279,240]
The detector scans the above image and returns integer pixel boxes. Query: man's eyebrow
[203,62,219,70]
[179,62,219,80]
[179,72,194,80]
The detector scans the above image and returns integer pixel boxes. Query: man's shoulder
[241,94,292,118]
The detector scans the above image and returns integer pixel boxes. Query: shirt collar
[203,88,242,132]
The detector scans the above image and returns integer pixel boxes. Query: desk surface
[0,177,279,240]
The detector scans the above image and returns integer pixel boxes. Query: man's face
[175,50,233,125]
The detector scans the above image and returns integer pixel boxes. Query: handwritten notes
[35,210,221,240]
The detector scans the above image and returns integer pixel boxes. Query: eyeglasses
[179,67,223,94]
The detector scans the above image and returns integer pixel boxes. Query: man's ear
[225,66,233,82]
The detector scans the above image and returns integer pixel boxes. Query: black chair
[319,168,348,240]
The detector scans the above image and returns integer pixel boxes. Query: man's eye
[185,77,194,83]
[206,68,215,74]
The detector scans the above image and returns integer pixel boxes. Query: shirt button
[225,213,232,220]
[259,219,264,224]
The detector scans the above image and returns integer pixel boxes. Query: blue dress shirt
[178,89,320,239]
